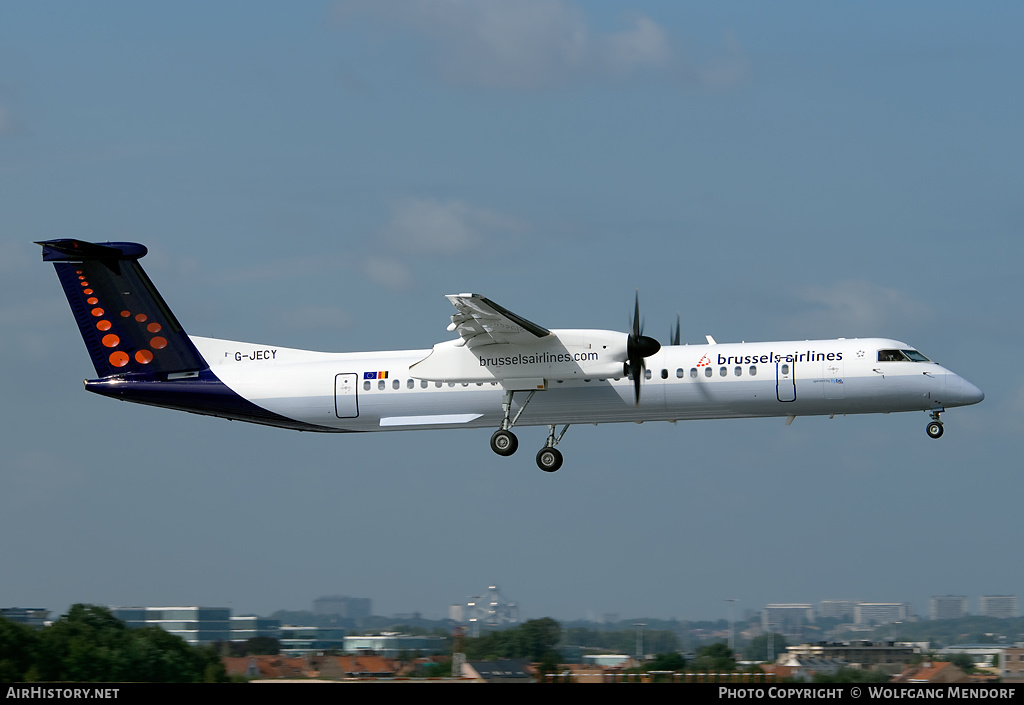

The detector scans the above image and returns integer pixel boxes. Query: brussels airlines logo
[479,351,600,367]
[715,350,843,365]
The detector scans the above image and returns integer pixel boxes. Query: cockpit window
[877,349,931,362]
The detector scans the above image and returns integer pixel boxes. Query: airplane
[38,238,984,472]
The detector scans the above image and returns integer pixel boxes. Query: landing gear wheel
[926,421,944,439]
[490,430,519,456]
[536,447,563,473]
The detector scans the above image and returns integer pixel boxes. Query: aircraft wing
[445,293,550,347]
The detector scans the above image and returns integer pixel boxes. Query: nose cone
[960,379,985,406]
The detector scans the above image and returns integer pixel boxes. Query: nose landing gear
[926,409,944,439]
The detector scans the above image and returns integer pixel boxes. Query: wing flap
[445,293,549,347]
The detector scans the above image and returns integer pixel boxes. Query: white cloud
[694,31,750,89]
[359,197,526,289]
[381,197,524,255]
[362,255,413,290]
[602,15,672,76]
[792,280,932,334]
[335,0,676,88]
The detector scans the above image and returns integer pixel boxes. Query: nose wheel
[926,410,944,439]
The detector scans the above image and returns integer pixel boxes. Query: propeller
[626,290,662,405]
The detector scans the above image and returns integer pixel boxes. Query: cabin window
[781,364,790,375]
[704,367,712,378]
[378,380,386,390]
[719,366,727,377]
[645,369,652,380]
[435,381,442,388]
[421,380,428,388]
[734,366,742,377]
[749,366,757,376]
[393,379,400,390]
[661,369,668,379]
[690,368,698,378]
[407,379,415,389]
[363,380,370,391]
[676,368,684,378]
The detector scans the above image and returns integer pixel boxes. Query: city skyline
[8,590,1019,627]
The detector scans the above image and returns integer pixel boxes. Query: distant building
[774,653,848,681]
[463,659,533,683]
[818,601,856,622]
[1000,647,1024,682]
[854,602,912,627]
[456,584,519,635]
[979,595,1018,619]
[936,644,1004,669]
[0,608,49,628]
[231,615,281,641]
[343,633,447,658]
[316,654,399,679]
[279,625,347,655]
[893,661,968,683]
[222,655,310,680]
[762,604,814,640]
[930,596,968,620]
[313,596,372,619]
[786,640,919,672]
[110,606,231,645]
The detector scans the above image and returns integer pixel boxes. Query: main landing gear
[490,390,570,472]
[926,409,944,439]
[490,429,518,456]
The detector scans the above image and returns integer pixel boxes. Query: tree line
[0,604,226,682]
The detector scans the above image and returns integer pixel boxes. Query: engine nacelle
[410,329,628,384]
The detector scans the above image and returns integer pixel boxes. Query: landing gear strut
[489,391,570,471]
[489,390,536,458]
[926,409,944,439]
[536,424,570,472]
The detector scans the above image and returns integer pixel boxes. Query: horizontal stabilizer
[38,239,148,262]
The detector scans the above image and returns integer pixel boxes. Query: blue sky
[2,1,1021,623]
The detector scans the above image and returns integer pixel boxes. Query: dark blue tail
[39,239,208,378]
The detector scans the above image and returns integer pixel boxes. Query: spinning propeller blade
[626,290,661,405]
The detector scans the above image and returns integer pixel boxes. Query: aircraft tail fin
[38,239,208,378]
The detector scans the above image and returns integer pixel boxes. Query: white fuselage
[190,335,982,433]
